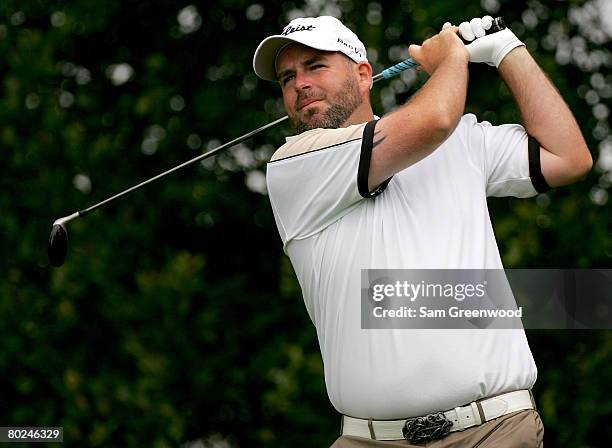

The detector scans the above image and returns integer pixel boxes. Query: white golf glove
[449,16,525,67]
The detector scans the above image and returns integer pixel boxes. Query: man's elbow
[431,110,458,142]
[562,145,593,184]
[543,142,593,187]
[573,144,593,179]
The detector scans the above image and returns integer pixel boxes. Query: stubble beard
[291,76,363,135]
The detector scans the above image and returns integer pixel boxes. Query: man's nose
[294,71,312,90]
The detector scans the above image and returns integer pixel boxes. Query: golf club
[48,17,505,267]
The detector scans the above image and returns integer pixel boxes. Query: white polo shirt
[266,114,545,419]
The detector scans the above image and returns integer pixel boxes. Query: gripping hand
[458,16,524,67]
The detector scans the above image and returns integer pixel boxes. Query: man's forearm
[416,54,469,132]
[367,54,468,190]
[498,47,592,185]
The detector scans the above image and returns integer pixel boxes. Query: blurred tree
[0,0,610,446]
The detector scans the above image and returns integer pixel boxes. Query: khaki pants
[330,410,544,448]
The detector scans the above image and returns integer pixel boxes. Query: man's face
[275,44,364,134]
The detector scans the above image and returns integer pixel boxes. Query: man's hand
[408,25,469,75]
[458,16,524,67]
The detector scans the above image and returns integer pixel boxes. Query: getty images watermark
[361,270,612,329]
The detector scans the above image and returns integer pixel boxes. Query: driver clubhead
[48,224,68,267]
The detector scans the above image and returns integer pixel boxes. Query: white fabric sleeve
[463,114,544,197]
[266,123,389,247]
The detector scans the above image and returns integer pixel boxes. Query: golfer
[253,15,591,447]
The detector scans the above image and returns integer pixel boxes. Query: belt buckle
[402,412,453,443]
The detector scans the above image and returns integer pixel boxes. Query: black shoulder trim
[528,134,550,193]
[358,120,392,198]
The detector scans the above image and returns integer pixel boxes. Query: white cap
[253,16,368,82]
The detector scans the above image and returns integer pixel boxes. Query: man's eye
[311,64,324,69]
[281,75,294,86]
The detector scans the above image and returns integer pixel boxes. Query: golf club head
[48,224,68,267]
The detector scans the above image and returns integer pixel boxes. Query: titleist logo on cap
[281,24,316,36]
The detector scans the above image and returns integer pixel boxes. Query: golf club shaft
[57,62,400,225]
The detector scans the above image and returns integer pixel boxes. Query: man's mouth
[298,98,323,111]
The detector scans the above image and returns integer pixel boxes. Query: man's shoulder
[456,113,521,132]
[453,113,525,141]
[270,122,368,162]
[455,113,481,132]
[446,113,491,143]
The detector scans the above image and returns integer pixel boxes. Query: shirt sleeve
[266,122,389,247]
[463,114,546,198]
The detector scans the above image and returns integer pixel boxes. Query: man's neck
[343,104,375,127]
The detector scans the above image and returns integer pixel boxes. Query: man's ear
[356,61,373,91]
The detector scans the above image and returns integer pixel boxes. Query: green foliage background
[1,0,610,446]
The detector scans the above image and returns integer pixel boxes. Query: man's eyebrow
[277,67,294,81]
[276,54,328,81]
[303,55,326,65]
